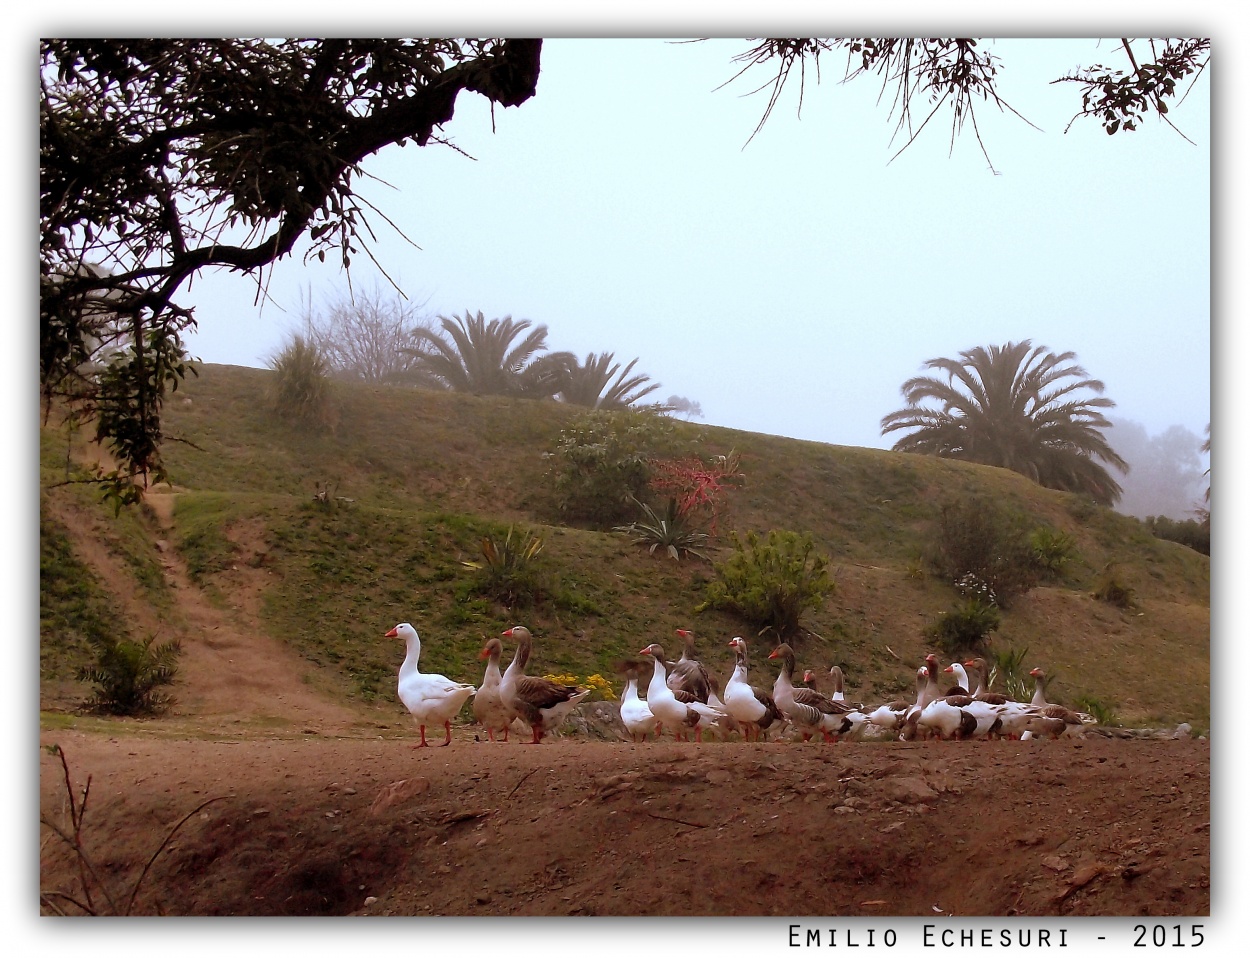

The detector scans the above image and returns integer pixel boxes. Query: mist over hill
[1106,418,1208,521]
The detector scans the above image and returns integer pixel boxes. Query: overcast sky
[180,37,1211,455]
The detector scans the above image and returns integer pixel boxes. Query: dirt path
[39,487,1211,920]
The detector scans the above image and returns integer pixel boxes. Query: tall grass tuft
[267,333,335,428]
[462,526,547,608]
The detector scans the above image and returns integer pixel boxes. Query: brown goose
[772,645,867,742]
[724,637,784,741]
[963,657,1011,705]
[665,628,713,704]
[1027,668,1096,734]
[473,637,519,742]
[498,626,591,744]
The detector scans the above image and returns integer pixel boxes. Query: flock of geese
[386,623,1096,748]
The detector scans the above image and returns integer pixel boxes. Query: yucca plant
[614,497,710,561]
[987,644,1031,701]
[462,526,546,607]
[77,633,181,715]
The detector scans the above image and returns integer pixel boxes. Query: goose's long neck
[624,676,640,702]
[773,654,794,698]
[950,664,969,691]
[921,668,940,707]
[648,655,668,697]
[399,634,421,681]
[502,637,526,683]
[1031,673,1048,707]
[970,665,989,697]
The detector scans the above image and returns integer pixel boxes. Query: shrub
[647,449,744,534]
[924,598,1001,659]
[544,409,674,527]
[77,632,181,715]
[932,496,1039,607]
[1029,526,1078,579]
[696,529,832,640]
[267,333,335,428]
[614,497,710,561]
[1092,563,1137,610]
[462,526,546,608]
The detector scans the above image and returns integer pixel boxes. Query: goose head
[638,643,665,659]
[479,637,503,662]
[386,622,418,642]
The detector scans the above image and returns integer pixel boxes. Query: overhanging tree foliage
[40,38,543,504]
[729,38,1208,168]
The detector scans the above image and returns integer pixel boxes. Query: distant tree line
[283,293,702,415]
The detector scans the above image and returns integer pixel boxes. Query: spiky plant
[267,333,334,427]
[614,497,710,561]
[406,310,575,398]
[77,633,181,715]
[558,352,661,409]
[462,526,547,607]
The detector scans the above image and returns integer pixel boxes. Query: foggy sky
[178,38,1210,477]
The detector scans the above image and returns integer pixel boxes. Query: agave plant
[614,497,710,561]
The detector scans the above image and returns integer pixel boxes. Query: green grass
[39,363,1211,728]
[39,507,121,682]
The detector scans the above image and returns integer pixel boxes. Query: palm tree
[880,341,1128,505]
[405,310,575,398]
[558,352,662,409]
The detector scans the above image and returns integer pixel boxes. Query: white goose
[724,637,784,741]
[473,637,518,742]
[499,626,592,744]
[864,666,928,733]
[387,622,476,748]
[639,643,726,741]
[618,665,657,743]
[941,663,1005,739]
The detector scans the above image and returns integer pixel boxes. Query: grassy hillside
[40,363,1210,729]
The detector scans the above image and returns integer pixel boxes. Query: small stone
[363,897,378,907]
